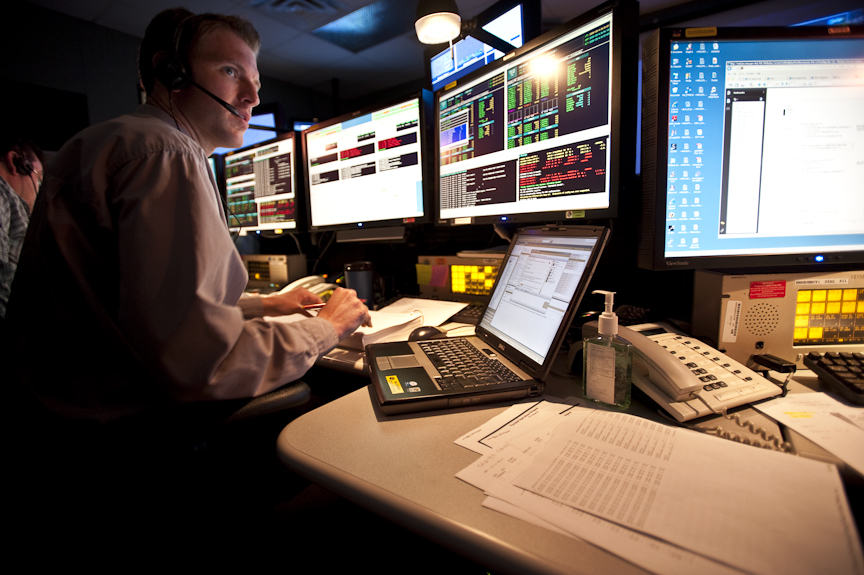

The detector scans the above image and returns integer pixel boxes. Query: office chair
[8,377,312,557]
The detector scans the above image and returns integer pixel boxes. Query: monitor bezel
[301,90,433,232]
[223,130,301,234]
[432,0,639,227]
[638,25,864,271]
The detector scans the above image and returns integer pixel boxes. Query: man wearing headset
[0,136,42,319]
[6,9,370,424]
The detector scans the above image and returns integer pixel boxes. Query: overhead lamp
[414,0,461,45]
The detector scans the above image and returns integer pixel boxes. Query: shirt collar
[136,103,194,140]
[0,175,30,214]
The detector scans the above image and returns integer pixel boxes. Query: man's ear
[1,150,17,175]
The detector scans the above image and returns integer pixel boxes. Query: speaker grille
[743,302,781,336]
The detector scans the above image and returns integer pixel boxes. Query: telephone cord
[701,405,795,453]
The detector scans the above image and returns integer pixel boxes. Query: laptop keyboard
[418,339,523,390]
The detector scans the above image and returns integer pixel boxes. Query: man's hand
[262,287,323,317]
[316,287,372,341]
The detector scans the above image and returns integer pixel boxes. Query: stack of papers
[265,309,423,351]
[755,392,864,476]
[266,297,474,351]
[337,310,423,351]
[455,400,864,575]
[376,297,468,327]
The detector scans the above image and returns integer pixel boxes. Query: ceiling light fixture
[414,0,461,45]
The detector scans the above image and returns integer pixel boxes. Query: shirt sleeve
[237,293,266,319]
[112,148,338,402]
[0,191,12,316]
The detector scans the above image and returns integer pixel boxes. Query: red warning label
[749,281,786,299]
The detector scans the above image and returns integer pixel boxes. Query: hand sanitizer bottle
[583,290,632,408]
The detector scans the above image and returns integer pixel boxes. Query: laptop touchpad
[389,355,421,368]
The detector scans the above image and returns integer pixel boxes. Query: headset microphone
[186,76,244,120]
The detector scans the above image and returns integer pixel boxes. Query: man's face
[175,27,261,153]
[29,156,43,190]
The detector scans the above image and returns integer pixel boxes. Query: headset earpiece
[12,151,34,176]
[155,56,190,91]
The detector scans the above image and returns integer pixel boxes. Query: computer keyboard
[446,302,485,325]
[803,352,864,405]
[418,339,521,390]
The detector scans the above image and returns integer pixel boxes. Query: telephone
[582,321,783,422]
[279,275,339,301]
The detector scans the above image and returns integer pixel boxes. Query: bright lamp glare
[531,55,558,77]
[415,12,461,44]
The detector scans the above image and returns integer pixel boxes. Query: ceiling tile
[316,53,381,82]
[26,0,115,22]
[229,4,304,49]
[243,0,354,33]
[456,0,501,16]
[257,50,325,86]
[312,0,416,53]
[356,32,425,78]
[117,0,238,21]
[268,31,353,65]
[94,3,158,38]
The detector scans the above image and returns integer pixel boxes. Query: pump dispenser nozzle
[592,290,618,336]
[583,289,631,408]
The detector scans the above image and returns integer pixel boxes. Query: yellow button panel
[247,261,270,281]
[794,288,864,345]
[451,264,500,296]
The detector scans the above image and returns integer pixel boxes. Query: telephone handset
[279,275,338,300]
[582,322,782,422]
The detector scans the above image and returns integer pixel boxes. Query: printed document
[456,401,749,575]
[512,410,863,575]
[755,392,864,476]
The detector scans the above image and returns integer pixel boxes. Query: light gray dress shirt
[7,104,337,422]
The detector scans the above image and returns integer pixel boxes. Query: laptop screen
[479,232,601,364]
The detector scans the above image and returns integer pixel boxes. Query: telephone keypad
[646,332,765,402]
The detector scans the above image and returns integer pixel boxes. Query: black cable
[168,91,181,132]
[311,231,336,276]
[287,232,305,259]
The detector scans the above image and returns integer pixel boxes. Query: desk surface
[278,384,647,575]
[277,356,853,575]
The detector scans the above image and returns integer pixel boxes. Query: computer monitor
[302,92,432,233]
[427,0,541,93]
[434,0,638,226]
[639,26,864,271]
[224,132,298,233]
[212,102,287,156]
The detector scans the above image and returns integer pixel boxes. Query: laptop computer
[367,225,610,414]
